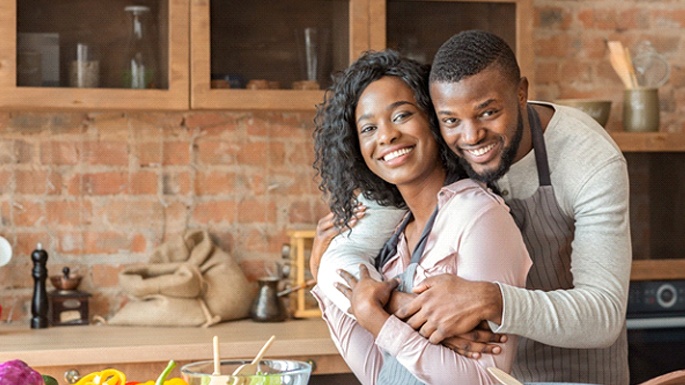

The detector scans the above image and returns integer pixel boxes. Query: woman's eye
[392,111,411,123]
[359,124,376,134]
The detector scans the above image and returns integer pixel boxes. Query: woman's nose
[377,123,400,145]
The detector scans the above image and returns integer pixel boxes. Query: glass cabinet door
[191,0,368,110]
[0,0,189,110]
[370,0,534,96]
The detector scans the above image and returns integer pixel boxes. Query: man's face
[430,65,529,184]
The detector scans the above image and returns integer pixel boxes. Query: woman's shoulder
[442,178,506,205]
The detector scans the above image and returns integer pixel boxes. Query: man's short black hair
[430,30,521,86]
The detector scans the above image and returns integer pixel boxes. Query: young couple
[312,30,631,385]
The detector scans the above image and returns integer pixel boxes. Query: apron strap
[377,205,440,292]
[528,104,552,186]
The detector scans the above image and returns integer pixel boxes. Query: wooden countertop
[0,318,339,367]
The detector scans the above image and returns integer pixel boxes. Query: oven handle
[627,316,685,330]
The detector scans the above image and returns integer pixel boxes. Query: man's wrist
[482,282,504,325]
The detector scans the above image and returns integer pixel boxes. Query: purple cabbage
[0,360,45,385]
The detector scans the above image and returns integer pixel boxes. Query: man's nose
[460,121,485,145]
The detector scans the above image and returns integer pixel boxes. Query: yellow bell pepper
[139,379,187,385]
[74,369,126,385]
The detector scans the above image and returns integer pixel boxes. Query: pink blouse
[313,179,532,385]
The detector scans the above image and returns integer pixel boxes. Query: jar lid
[125,5,150,13]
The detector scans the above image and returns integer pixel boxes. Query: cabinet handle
[306,359,317,372]
[64,368,81,384]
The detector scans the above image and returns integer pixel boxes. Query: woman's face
[355,76,443,188]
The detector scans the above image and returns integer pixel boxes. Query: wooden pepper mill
[31,242,49,329]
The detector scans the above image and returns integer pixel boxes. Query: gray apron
[506,104,629,385]
[375,207,439,385]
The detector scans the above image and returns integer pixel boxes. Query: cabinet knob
[64,369,81,384]
[306,359,317,373]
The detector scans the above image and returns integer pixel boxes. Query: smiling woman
[310,49,531,385]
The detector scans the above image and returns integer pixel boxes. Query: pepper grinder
[31,243,49,329]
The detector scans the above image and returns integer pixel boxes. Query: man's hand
[309,205,366,279]
[395,274,504,345]
[335,264,398,336]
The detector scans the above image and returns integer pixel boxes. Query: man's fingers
[395,297,422,320]
[428,329,447,345]
[419,322,437,339]
[334,282,353,299]
[337,269,358,286]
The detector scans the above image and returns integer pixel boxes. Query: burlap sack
[108,230,256,327]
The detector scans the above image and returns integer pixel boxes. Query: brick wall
[533,0,685,132]
[2,0,685,324]
[0,111,327,322]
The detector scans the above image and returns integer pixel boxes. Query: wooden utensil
[487,367,524,385]
[608,40,636,89]
[231,335,276,383]
[209,335,229,385]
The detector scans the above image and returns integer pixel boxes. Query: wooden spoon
[608,40,636,89]
[487,367,524,385]
[230,335,276,384]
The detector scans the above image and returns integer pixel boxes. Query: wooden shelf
[610,132,685,152]
[631,259,685,281]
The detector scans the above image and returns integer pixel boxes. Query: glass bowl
[181,359,312,385]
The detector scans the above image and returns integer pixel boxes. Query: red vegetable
[0,359,45,385]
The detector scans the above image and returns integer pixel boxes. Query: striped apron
[506,105,629,385]
[375,207,439,385]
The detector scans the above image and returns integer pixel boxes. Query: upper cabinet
[190,0,534,110]
[0,0,534,112]
[190,0,367,110]
[0,0,190,110]
[370,0,535,95]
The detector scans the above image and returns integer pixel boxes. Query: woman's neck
[397,168,447,249]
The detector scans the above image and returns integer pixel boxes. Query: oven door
[627,317,685,384]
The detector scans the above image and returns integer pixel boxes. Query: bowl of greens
[181,359,312,385]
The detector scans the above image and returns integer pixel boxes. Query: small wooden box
[286,228,321,318]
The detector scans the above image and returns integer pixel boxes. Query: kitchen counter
[0,318,351,381]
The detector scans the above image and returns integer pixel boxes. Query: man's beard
[459,108,524,185]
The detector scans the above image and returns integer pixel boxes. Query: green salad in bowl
[181,359,311,385]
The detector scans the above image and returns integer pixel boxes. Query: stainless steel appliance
[627,279,685,384]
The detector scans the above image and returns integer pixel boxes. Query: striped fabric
[506,105,629,385]
[508,188,629,385]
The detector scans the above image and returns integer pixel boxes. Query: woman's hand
[309,204,366,279]
[441,321,507,359]
[335,264,398,336]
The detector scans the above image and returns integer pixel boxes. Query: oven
[627,279,685,384]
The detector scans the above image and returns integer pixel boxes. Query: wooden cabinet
[0,0,190,110]
[609,132,685,281]
[0,319,353,382]
[370,0,535,94]
[0,0,534,111]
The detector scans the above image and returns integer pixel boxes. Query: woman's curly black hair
[313,49,464,228]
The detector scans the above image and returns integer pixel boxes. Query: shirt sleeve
[495,157,631,348]
[316,195,406,314]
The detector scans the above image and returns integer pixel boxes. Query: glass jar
[70,43,99,88]
[123,5,158,89]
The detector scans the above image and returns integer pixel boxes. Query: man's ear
[518,76,529,105]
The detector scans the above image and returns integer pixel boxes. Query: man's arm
[399,158,631,348]
[314,194,406,313]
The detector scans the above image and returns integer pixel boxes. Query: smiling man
[311,30,632,385]
[393,30,632,384]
